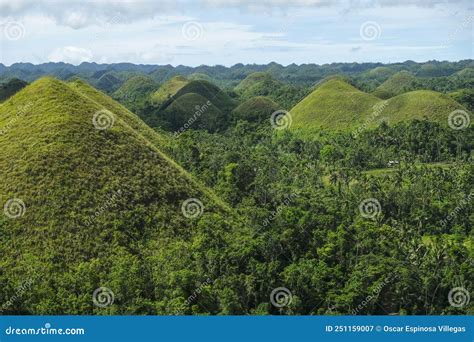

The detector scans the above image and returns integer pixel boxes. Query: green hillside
[290,79,380,131]
[162,92,227,132]
[449,88,474,111]
[0,78,28,102]
[383,90,468,124]
[232,96,280,123]
[96,73,123,93]
[234,72,308,108]
[112,75,159,111]
[290,78,470,132]
[373,71,420,99]
[454,67,474,78]
[189,73,212,82]
[0,77,251,314]
[68,79,168,147]
[172,80,236,114]
[367,66,395,80]
[150,76,189,107]
[235,72,273,92]
[148,79,237,132]
[234,72,283,100]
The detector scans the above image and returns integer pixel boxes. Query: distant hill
[162,93,227,132]
[234,72,285,101]
[234,72,309,109]
[172,80,236,114]
[235,72,274,93]
[289,78,469,132]
[232,96,280,123]
[112,75,159,112]
[449,88,474,111]
[188,73,212,82]
[372,71,420,99]
[150,78,237,132]
[96,72,123,93]
[150,76,189,107]
[382,90,469,124]
[0,78,27,102]
[290,78,380,130]
[0,77,250,314]
[366,66,395,80]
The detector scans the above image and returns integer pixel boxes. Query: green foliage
[112,75,159,113]
[449,88,474,112]
[165,120,473,315]
[1,60,473,316]
[0,78,27,102]
[0,77,253,314]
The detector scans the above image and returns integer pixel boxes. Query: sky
[0,0,472,66]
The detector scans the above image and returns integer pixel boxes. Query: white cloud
[1,0,471,29]
[48,46,93,64]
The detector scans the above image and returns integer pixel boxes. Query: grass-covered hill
[382,90,468,124]
[234,72,310,109]
[162,92,227,132]
[366,66,396,81]
[150,75,190,107]
[234,72,274,93]
[289,78,381,131]
[112,75,159,112]
[188,73,212,82]
[0,77,254,314]
[171,80,236,114]
[148,78,237,132]
[231,96,280,123]
[0,78,28,102]
[372,71,420,99]
[289,78,469,132]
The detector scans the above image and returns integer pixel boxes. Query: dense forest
[0,61,472,315]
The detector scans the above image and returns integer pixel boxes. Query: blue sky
[0,0,472,66]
